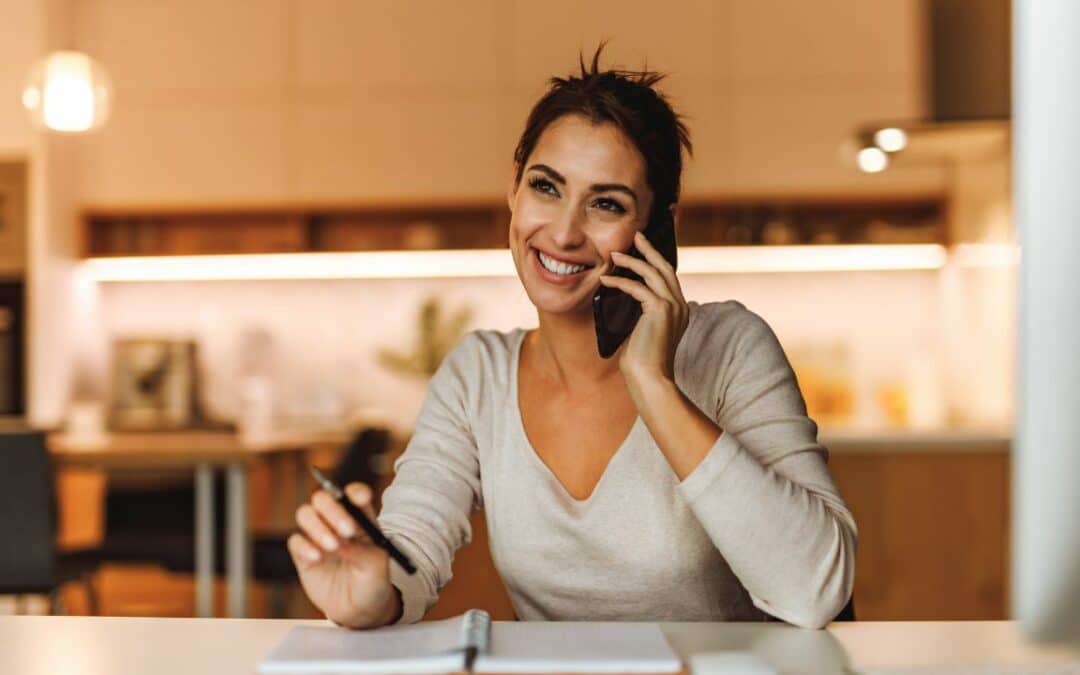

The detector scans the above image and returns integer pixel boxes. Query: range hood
[852,0,1011,172]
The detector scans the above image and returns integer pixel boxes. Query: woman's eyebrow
[526,163,638,205]
[527,163,567,184]
[590,182,638,205]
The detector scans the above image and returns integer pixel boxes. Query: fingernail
[306,550,321,562]
[339,521,356,538]
[611,251,626,257]
[322,536,338,550]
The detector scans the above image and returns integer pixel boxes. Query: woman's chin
[524,284,596,317]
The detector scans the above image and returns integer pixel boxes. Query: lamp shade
[22,51,113,133]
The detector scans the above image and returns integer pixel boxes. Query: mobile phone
[592,211,678,358]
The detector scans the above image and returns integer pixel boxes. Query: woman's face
[508,114,653,317]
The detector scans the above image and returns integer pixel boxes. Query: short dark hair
[512,44,693,225]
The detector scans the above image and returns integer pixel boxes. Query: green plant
[377,296,473,379]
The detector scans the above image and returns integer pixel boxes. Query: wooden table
[0,617,1076,674]
[48,431,335,619]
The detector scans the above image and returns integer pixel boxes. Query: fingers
[598,273,661,306]
[312,489,361,541]
[609,250,672,302]
[287,532,322,567]
[632,231,684,303]
[296,503,343,553]
[344,483,379,524]
[293,481,381,563]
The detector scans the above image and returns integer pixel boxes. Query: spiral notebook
[258,609,683,674]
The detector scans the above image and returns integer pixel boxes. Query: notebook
[258,609,683,674]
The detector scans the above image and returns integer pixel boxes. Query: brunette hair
[512,44,693,225]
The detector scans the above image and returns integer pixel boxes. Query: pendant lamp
[22,50,113,134]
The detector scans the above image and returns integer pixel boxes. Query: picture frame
[110,338,199,430]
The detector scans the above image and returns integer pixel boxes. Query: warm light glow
[874,127,908,152]
[83,250,519,282]
[82,245,949,282]
[857,147,889,173]
[951,242,1021,268]
[21,86,40,110]
[678,244,946,273]
[22,51,113,133]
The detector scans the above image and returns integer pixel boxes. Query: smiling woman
[287,46,858,631]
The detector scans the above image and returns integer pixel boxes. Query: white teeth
[537,250,588,276]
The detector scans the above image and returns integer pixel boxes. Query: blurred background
[0,0,1015,622]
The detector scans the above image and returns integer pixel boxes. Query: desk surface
[0,617,1075,674]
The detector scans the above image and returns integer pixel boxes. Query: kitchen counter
[821,426,1011,452]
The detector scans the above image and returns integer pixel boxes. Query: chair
[1,426,390,616]
[0,429,104,613]
[0,429,58,602]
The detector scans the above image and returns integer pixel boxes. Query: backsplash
[75,264,1012,435]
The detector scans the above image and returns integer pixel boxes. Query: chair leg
[268,584,287,618]
[50,587,65,615]
[81,573,100,616]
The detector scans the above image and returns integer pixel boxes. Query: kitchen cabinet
[829,443,1010,621]
[80,194,945,258]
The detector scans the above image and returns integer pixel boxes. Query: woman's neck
[530,308,624,388]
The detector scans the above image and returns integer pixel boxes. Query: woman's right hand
[287,482,402,629]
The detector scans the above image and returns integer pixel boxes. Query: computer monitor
[1012,0,1080,645]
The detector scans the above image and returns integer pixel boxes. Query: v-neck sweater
[378,300,857,629]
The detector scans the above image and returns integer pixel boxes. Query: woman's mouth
[531,247,595,285]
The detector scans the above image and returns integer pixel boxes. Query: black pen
[310,467,417,574]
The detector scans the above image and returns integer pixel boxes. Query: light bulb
[874,127,908,153]
[856,147,889,173]
[22,51,113,133]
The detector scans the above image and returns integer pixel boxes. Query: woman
[287,51,857,630]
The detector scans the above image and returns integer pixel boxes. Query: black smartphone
[592,212,678,358]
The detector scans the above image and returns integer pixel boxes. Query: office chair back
[0,430,57,594]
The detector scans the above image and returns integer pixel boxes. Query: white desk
[0,617,1076,674]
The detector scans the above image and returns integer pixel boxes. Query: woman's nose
[548,205,587,248]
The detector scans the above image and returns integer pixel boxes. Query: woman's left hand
[598,230,689,390]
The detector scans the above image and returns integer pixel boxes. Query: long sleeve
[674,308,857,629]
[377,333,483,624]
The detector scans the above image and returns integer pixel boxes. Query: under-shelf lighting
[82,244,949,282]
[951,242,1021,268]
[679,244,946,274]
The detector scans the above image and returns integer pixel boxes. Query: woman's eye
[528,177,558,196]
[593,198,626,214]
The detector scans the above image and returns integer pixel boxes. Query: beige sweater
[378,300,857,629]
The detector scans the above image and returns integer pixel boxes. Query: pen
[309,467,417,574]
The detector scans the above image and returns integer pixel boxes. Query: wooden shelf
[81,194,947,258]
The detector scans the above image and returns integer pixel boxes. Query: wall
[69,0,943,204]
[3,0,971,423]
[0,0,88,425]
